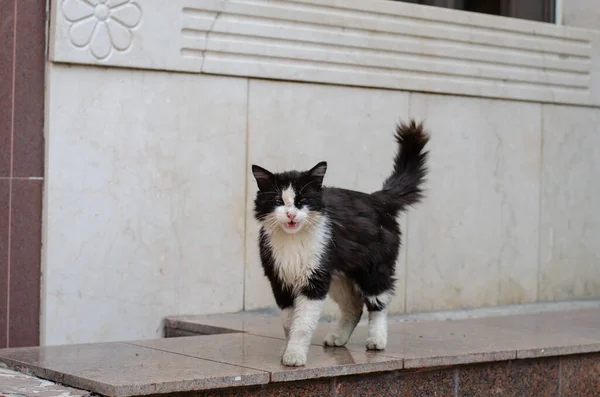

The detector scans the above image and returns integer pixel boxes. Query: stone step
[1,308,600,397]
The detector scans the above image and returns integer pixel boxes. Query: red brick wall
[0,0,46,348]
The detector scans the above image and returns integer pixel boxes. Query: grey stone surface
[479,309,600,359]
[168,306,600,369]
[2,307,600,396]
[562,0,600,30]
[539,105,600,302]
[0,342,268,397]
[130,333,403,382]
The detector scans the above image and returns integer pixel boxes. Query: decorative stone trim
[49,0,600,106]
[60,0,142,60]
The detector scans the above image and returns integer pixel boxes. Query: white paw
[281,349,307,367]
[324,332,349,347]
[366,335,387,350]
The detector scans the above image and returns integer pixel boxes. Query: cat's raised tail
[372,119,430,214]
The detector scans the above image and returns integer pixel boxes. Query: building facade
[1,0,600,347]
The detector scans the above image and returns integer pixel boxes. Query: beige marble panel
[539,105,600,301]
[244,80,410,315]
[44,65,248,344]
[406,93,542,312]
[562,0,600,30]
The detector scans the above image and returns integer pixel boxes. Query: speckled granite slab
[166,308,600,368]
[1,308,600,397]
[129,333,402,382]
[0,342,268,397]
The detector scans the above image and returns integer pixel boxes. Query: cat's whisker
[331,220,346,230]
[265,218,280,230]
[303,220,316,230]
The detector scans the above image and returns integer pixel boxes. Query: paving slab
[476,308,600,358]
[167,308,600,368]
[311,322,518,368]
[0,342,268,397]
[165,311,286,338]
[129,333,403,382]
[318,315,600,367]
[2,308,599,397]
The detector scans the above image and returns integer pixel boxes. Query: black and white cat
[251,120,429,367]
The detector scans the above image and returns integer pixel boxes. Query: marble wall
[561,0,600,30]
[44,65,248,345]
[406,94,542,312]
[539,105,600,301]
[43,65,600,344]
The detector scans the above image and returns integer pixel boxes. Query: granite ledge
[0,342,269,397]
[5,354,599,397]
[127,333,404,383]
[1,308,599,397]
[165,307,600,370]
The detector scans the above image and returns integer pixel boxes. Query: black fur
[252,120,429,313]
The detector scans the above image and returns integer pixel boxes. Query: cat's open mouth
[285,221,298,229]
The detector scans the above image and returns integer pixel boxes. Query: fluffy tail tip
[395,119,430,147]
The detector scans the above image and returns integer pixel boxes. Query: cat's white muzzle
[282,219,304,234]
[275,206,308,234]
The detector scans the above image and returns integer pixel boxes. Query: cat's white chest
[267,219,331,292]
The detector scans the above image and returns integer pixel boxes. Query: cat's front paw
[281,349,307,366]
[366,335,387,350]
[324,333,349,347]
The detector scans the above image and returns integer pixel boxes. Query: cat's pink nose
[287,212,296,220]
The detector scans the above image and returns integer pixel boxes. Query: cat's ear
[308,161,327,186]
[252,165,274,191]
